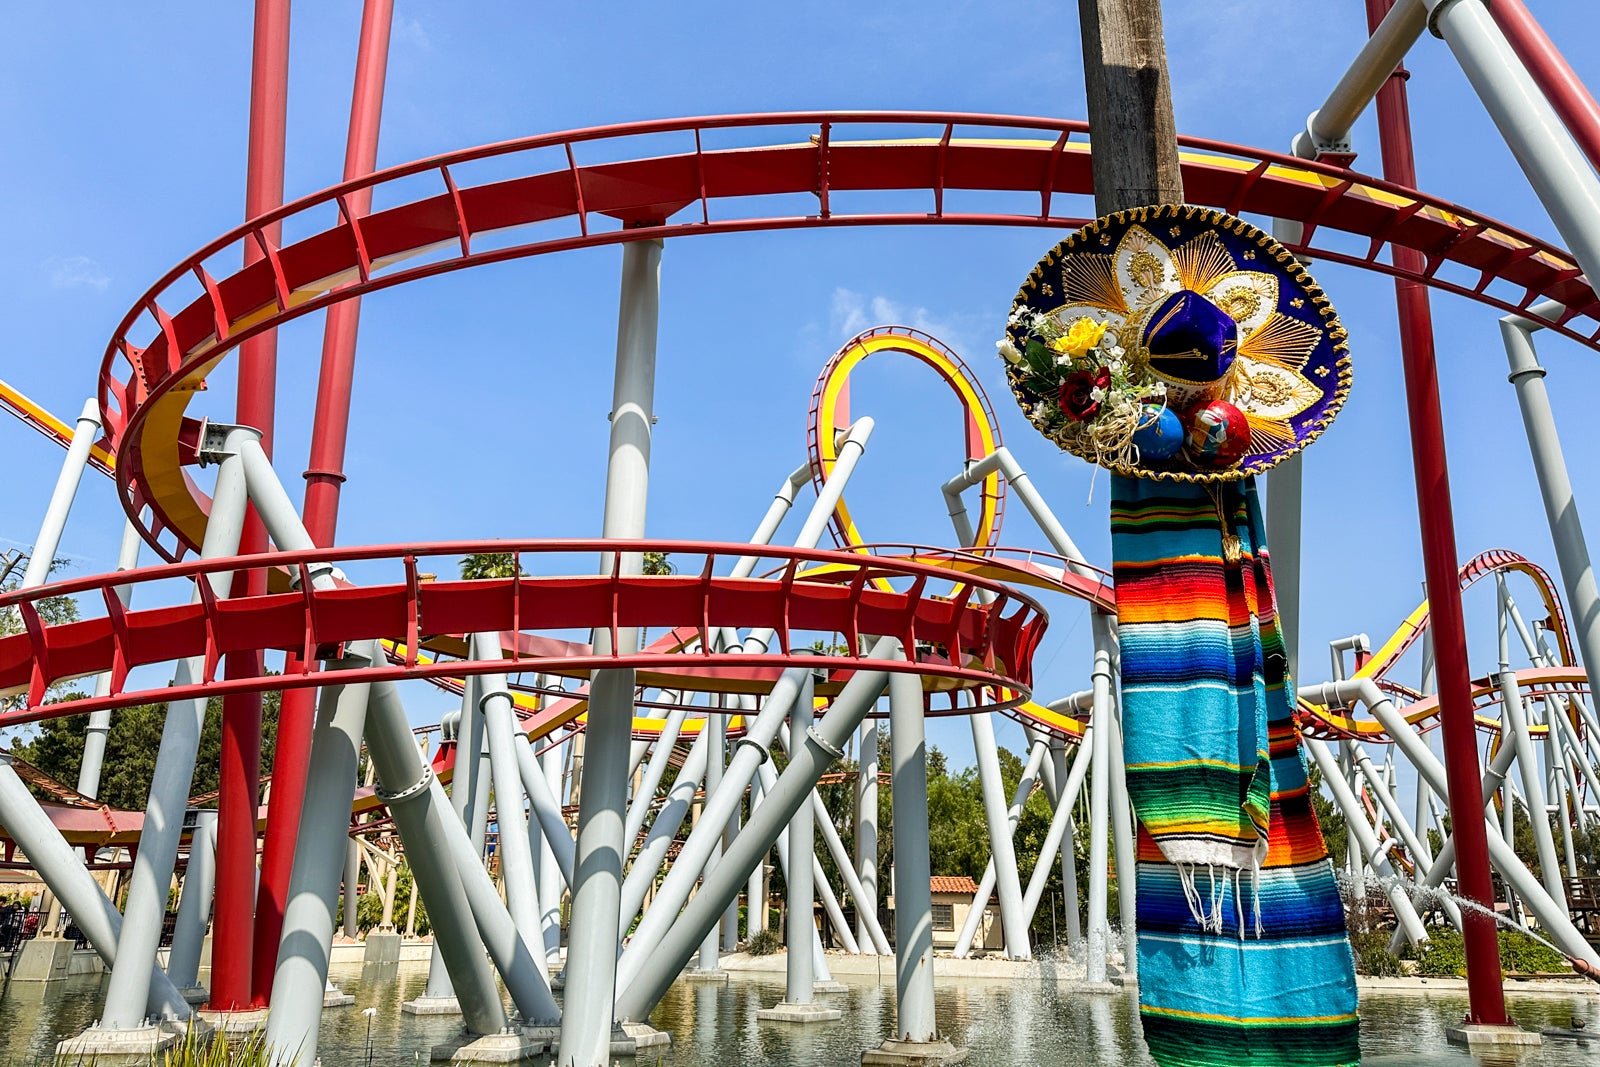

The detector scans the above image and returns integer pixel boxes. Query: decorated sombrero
[997,204,1350,482]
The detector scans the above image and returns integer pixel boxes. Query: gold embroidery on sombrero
[1171,230,1236,296]
[1236,311,1322,372]
[1059,253,1128,314]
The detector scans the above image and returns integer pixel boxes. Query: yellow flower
[1061,317,1108,358]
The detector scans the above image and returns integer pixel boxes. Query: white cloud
[45,255,109,292]
[829,287,957,342]
[396,15,431,52]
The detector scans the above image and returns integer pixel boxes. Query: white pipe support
[473,634,547,963]
[78,518,142,799]
[622,694,688,845]
[971,711,1032,959]
[512,720,576,889]
[1305,738,1431,946]
[617,668,808,989]
[696,707,727,974]
[810,787,890,954]
[854,719,880,950]
[1300,0,1428,155]
[1428,0,1600,293]
[1305,680,1599,967]
[1343,738,1461,928]
[1084,643,1114,984]
[0,757,190,1020]
[727,460,816,580]
[950,737,1052,957]
[19,398,101,589]
[1496,666,1567,906]
[167,809,218,991]
[100,431,251,1030]
[613,644,897,1023]
[617,723,710,936]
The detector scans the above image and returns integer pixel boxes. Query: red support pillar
[1365,0,1508,1027]
[1486,0,1600,173]
[250,0,393,1006]
[212,0,292,1013]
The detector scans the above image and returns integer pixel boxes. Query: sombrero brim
[1004,204,1351,483]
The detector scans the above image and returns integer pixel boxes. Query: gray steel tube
[613,645,897,1022]
[1304,0,1428,150]
[951,737,1051,958]
[1305,679,1600,968]
[79,519,142,799]
[0,757,189,1019]
[364,680,512,1029]
[622,694,687,845]
[971,711,1031,959]
[1305,738,1431,946]
[264,672,381,1067]
[617,726,708,932]
[475,635,545,960]
[1502,312,1600,716]
[1084,644,1114,983]
[1428,0,1600,290]
[19,399,100,589]
[855,720,879,949]
[887,666,938,1041]
[785,671,818,1003]
[512,722,576,888]
[100,431,250,1030]
[167,810,218,992]
[616,669,806,987]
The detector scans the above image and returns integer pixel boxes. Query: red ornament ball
[1185,400,1251,466]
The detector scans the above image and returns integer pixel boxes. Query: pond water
[4,963,1599,1065]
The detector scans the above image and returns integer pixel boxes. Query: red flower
[1059,366,1111,421]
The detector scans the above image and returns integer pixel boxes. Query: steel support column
[784,672,819,1004]
[476,635,545,960]
[613,645,896,1023]
[855,720,879,949]
[560,236,661,1064]
[1370,0,1507,1022]
[100,434,251,1030]
[168,811,219,994]
[887,668,938,1041]
[970,712,1031,959]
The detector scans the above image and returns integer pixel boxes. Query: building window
[931,903,955,931]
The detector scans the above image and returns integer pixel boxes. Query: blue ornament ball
[1131,404,1184,461]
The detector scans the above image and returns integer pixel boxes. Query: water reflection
[2,964,1597,1066]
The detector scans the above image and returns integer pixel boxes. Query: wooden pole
[1078,0,1184,212]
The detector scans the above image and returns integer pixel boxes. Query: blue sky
[4,2,1600,767]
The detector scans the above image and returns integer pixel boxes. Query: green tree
[1,552,84,718]
[459,552,523,580]
[13,691,282,809]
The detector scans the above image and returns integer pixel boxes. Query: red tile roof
[929,876,980,894]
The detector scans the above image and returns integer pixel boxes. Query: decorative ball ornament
[1131,404,1185,460]
[998,204,1352,482]
[1185,400,1252,467]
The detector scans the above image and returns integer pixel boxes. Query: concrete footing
[364,931,403,965]
[11,937,72,982]
[684,968,730,983]
[179,985,209,1007]
[55,1019,196,1064]
[1446,1023,1542,1048]
[324,984,356,1008]
[620,1021,672,1049]
[756,1001,843,1024]
[813,979,849,994]
[403,994,464,1016]
[861,1038,970,1065]
[199,1007,270,1036]
[432,1029,550,1064]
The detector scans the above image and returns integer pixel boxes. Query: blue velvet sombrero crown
[1001,204,1351,483]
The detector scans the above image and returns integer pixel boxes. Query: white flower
[1031,402,1052,421]
[1090,386,1106,402]
[1008,305,1031,326]
[1030,312,1050,333]
[1109,344,1126,359]
[996,338,1023,364]
[1054,352,1072,366]
[1108,359,1124,375]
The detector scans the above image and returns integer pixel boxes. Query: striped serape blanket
[1112,474,1359,1067]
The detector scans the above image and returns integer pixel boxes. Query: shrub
[1411,927,1571,977]
[1349,928,1402,977]
[747,930,781,956]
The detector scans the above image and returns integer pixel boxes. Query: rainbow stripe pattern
[1111,475,1359,1067]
